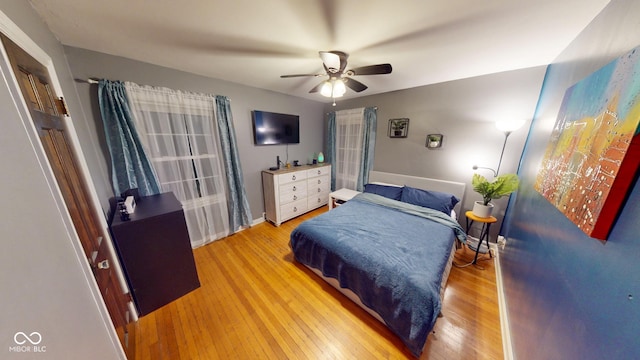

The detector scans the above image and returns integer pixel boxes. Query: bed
[289,171,466,357]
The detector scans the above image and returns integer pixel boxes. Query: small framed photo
[388,118,409,138]
[426,134,443,149]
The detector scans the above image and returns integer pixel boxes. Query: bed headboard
[368,171,466,213]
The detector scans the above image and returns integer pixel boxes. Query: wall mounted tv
[252,110,300,145]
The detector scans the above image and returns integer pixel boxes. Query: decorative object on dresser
[262,164,331,226]
[110,192,200,316]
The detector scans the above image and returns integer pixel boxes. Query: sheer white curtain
[334,108,364,190]
[125,82,229,247]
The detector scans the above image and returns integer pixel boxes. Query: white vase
[472,201,494,218]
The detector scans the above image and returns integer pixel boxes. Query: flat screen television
[252,110,300,145]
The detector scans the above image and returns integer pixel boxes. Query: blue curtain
[356,107,377,191]
[215,95,252,230]
[98,80,160,197]
[326,111,337,190]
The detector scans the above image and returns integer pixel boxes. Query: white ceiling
[29,0,610,103]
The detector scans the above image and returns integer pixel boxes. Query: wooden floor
[133,207,503,359]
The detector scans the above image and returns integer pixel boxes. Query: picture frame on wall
[388,118,409,138]
[426,134,443,149]
[534,44,640,240]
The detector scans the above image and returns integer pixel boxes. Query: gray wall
[63,46,326,221]
[326,66,546,237]
[0,1,124,358]
[501,0,640,358]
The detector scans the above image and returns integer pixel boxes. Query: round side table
[465,211,497,265]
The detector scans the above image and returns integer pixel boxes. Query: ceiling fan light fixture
[333,80,346,97]
[281,50,392,100]
[320,79,346,98]
[320,81,333,97]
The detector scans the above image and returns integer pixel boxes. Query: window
[126,84,230,247]
[334,108,364,190]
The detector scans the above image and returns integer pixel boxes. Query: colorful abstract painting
[535,46,640,240]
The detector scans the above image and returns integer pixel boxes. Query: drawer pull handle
[318,188,321,193]
[293,186,297,191]
[317,198,321,203]
[293,207,297,212]
[292,175,296,180]
[317,170,321,174]
[293,195,297,200]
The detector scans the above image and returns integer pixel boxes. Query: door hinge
[55,97,69,116]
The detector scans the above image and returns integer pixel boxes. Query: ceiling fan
[280,51,392,103]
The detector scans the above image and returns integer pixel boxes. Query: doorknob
[97,260,110,269]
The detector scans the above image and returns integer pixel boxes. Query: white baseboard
[492,243,514,360]
[251,216,265,226]
[228,217,264,236]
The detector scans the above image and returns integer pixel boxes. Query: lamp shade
[332,80,346,97]
[495,119,526,133]
[320,79,347,98]
[320,81,332,97]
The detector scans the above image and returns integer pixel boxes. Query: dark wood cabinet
[110,192,200,316]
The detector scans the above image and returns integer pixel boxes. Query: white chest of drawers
[262,164,331,226]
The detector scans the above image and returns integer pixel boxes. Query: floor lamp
[473,120,526,177]
[495,119,525,175]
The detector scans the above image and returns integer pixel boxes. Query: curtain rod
[75,78,99,84]
[80,78,229,102]
[326,106,378,114]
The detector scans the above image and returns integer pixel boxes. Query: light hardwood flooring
[133,207,503,359]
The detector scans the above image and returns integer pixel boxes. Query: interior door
[0,34,135,357]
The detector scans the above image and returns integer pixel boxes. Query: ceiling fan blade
[309,81,325,93]
[280,73,323,78]
[343,77,368,92]
[320,51,348,73]
[349,63,392,76]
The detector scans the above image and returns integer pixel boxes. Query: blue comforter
[290,193,466,356]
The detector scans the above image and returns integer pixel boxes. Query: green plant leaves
[472,173,520,205]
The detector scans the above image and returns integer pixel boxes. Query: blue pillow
[363,183,403,201]
[400,186,459,214]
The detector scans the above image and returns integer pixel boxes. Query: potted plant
[471,173,520,217]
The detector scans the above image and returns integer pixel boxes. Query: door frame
[0,10,134,356]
